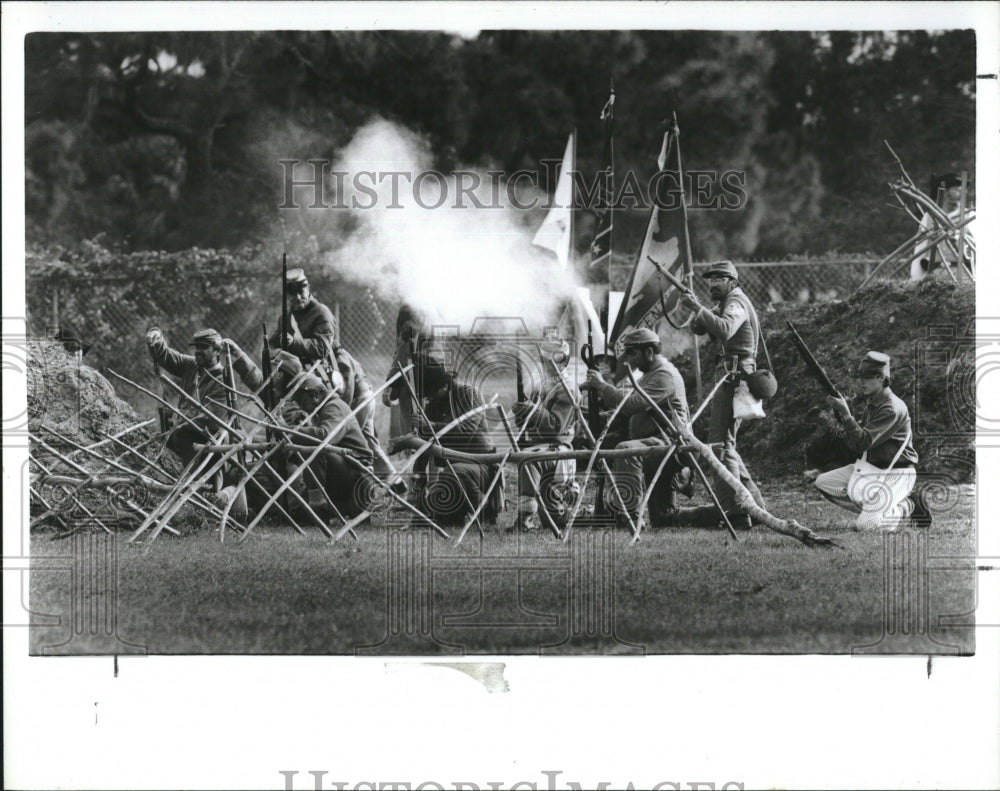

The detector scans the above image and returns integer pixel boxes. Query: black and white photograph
[4,2,999,789]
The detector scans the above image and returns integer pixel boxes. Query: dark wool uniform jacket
[596,356,689,440]
[691,286,759,364]
[148,337,229,427]
[518,370,578,447]
[424,383,493,454]
[334,347,370,408]
[387,303,431,400]
[294,394,372,463]
[272,297,339,363]
[842,386,919,469]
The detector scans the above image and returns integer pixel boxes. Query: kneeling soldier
[585,327,690,530]
[814,351,930,530]
[279,373,375,518]
[417,359,497,526]
[512,333,579,531]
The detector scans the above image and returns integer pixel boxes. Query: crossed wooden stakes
[862,178,976,287]
[64,350,838,549]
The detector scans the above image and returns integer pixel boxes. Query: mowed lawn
[29,478,977,655]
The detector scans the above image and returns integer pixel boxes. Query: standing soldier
[679,261,765,530]
[585,328,689,530]
[512,333,579,531]
[814,351,930,530]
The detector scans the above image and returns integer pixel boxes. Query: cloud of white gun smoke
[316,118,579,332]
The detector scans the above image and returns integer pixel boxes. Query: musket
[260,323,276,437]
[515,332,527,403]
[281,252,288,350]
[580,320,602,437]
[786,321,842,399]
[653,258,695,297]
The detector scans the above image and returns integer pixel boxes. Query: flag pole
[570,127,577,271]
[604,78,615,338]
[673,112,703,403]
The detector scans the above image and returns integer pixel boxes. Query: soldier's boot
[670,505,721,527]
[908,488,933,529]
[613,511,639,534]
[515,496,538,532]
[723,511,754,531]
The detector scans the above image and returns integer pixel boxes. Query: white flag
[532,132,575,269]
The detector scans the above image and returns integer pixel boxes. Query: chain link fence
[672,259,875,308]
[28,257,877,439]
[27,268,398,436]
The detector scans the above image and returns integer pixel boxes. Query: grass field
[29,476,976,656]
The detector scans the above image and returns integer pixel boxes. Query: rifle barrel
[281,252,288,349]
[786,322,841,398]
[655,261,693,295]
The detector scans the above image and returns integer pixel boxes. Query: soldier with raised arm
[679,260,765,530]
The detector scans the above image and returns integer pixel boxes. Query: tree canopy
[25,29,975,258]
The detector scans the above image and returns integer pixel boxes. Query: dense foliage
[26,30,975,258]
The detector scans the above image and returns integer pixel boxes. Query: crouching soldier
[585,328,690,531]
[278,373,375,518]
[416,358,498,527]
[146,327,233,464]
[814,351,930,531]
[334,345,403,493]
[512,333,579,531]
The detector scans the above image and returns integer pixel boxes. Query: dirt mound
[27,340,206,532]
[28,340,150,447]
[679,278,975,482]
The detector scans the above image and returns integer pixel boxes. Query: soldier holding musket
[679,260,765,530]
[272,266,397,488]
[585,327,689,530]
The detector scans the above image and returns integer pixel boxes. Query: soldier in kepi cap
[814,351,931,530]
[585,327,691,531]
[146,327,233,464]
[272,267,400,492]
[511,333,579,531]
[679,261,766,530]
[271,267,340,364]
[277,371,375,518]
